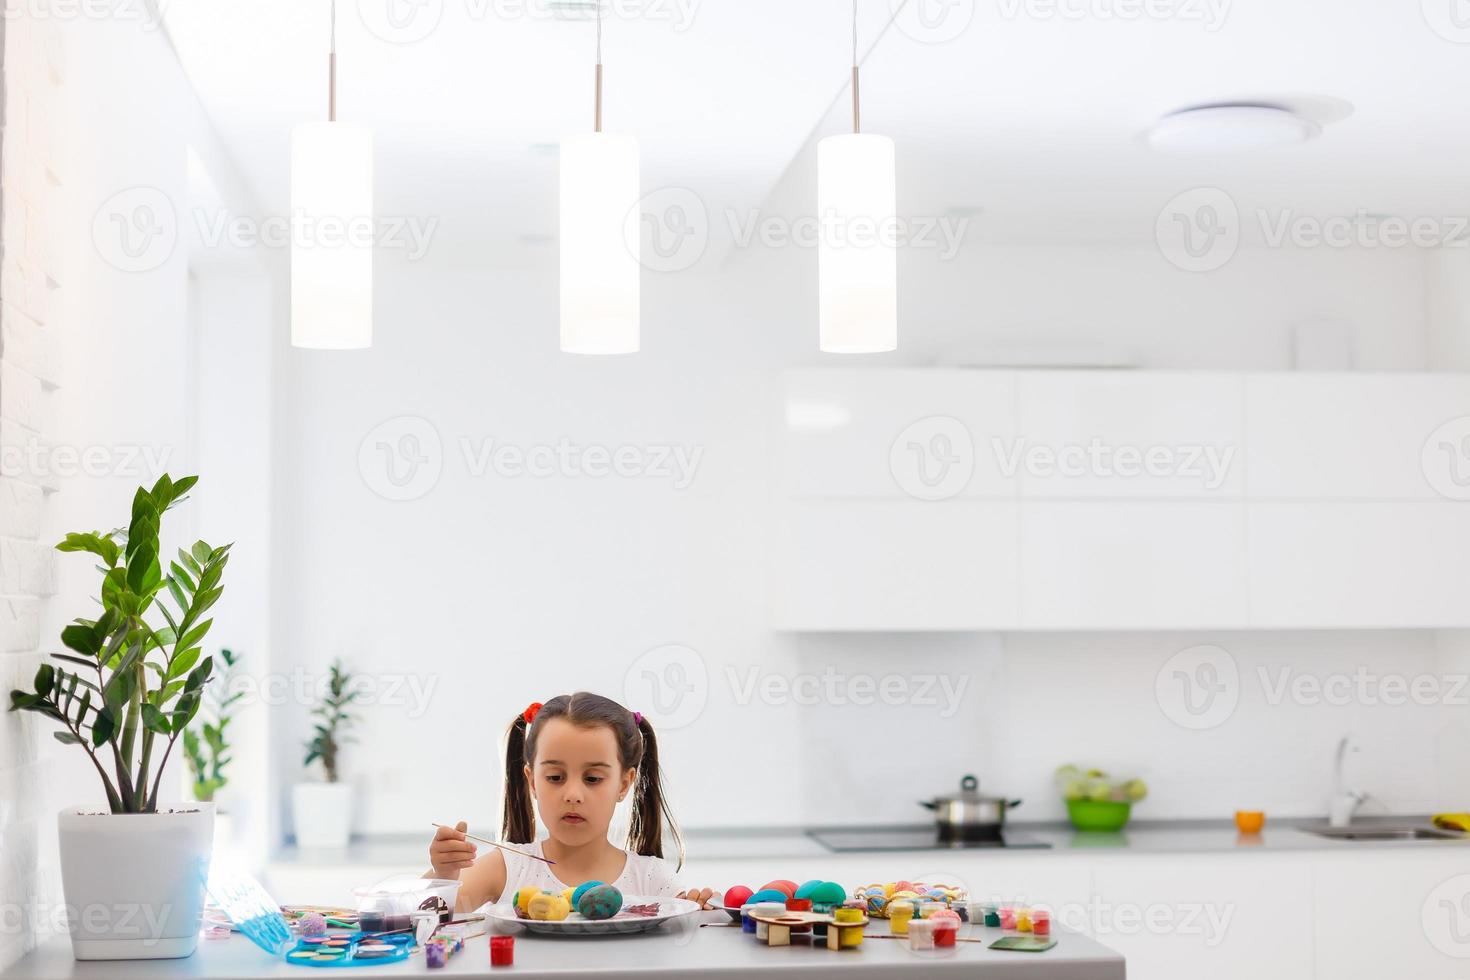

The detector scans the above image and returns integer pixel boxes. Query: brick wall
[0,8,64,971]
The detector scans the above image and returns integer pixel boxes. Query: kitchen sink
[1304,826,1465,842]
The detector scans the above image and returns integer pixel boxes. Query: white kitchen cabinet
[1016,372,1245,499]
[779,369,1018,500]
[1018,502,1248,628]
[1248,503,1470,628]
[769,501,1020,631]
[772,369,1470,631]
[1088,854,1314,980]
[1312,850,1465,980]
[1246,374,1470,501]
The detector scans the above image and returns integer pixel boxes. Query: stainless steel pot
[920,774,1022,841]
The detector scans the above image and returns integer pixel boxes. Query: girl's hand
[677,887,717,910]
[429,821,478,880]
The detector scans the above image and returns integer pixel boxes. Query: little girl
[428,692,716,911]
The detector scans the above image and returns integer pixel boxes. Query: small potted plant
[183,648,242,841]
[8,475,229,960]
[292,659,357,848]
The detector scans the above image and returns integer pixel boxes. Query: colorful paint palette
[283,932,412,968]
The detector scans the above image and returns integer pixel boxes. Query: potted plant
[292,659,357,848]
[183,647,242,842]
[8,475,230,959]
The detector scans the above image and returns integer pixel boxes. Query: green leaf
[184,657,215,692]
[56,532,120,567]
[166,647,201,681]
[178,548,202,577]
[141,703,171,735]
[171,692,202,734]
[34,664,54,698]
[149,680,185,707]
[176,620,213,655]
[61,624,102,657]
[91,707,116,745]
[53,731,81,745]
[168,562,197,594]
[191,541,213,565]
[165,576,189,614]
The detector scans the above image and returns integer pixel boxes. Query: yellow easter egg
[562,888,575,903]
[882,883,895,898]
[529,893,572,921]
[515,887,542,914]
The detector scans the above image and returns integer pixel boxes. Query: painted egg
[723,885,754,909]
[892,890,919,900]
[808,882,847,906]
[746,889,790,906]
[761,880,798,899]
[562,888,575,903]
[894,880,916,893]
[513,887,542,915]
[881,883,896,898]
[863,886,885,898]
[865,895,888,915]
[794,880,824,900]
[571,881,604,909]
[930,908,962,924]
[576,884,623,921]
[529,894,572,921]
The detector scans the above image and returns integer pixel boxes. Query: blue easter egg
[745,889,789,906]
[571,880,604,909]
[576,883,623,921]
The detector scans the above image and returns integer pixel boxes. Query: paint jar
[907,919,936,951]
[1032,909,1052,938]
[889,902,914,936]
[786,898,813,913]
[1017,908,1033,933]
[426,942,448,969]
[918,901,945,919]
[741,905,757,933]
[999,906,1016,930]
[933,919,958,948]
[981,904,1001,928]
[489,934,514,967]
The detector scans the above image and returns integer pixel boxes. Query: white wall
[275,207,1449,837]
[0,9,280,968]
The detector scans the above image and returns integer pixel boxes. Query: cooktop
[807,825,1052,852]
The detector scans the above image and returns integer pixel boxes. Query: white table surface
[9,914,1124,980]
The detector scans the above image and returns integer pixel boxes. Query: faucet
[1328,735,1367,828]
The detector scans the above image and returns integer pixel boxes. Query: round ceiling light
[1148,105,1321,153]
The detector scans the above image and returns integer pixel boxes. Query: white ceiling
[163,0,1470,256]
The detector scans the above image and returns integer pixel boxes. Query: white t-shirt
[496,839,682,907]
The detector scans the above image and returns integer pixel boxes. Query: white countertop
[8,916,1123,980]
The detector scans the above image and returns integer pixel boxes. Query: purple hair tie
[633,711,643,726]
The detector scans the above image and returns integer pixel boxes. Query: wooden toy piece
[749,909,869,950]
[766,922,792,946]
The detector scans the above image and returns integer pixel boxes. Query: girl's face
[524,717,637,846]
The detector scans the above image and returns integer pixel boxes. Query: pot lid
[930,774,1009,805]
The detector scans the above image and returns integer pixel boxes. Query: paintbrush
[430,824,556,865]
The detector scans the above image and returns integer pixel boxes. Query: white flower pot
[292,782,353,849]
[57,804,215,960]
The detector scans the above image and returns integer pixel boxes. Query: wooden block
[767,924,791,947]
[826,928,840,951]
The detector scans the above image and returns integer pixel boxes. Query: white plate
[486,896,701,936]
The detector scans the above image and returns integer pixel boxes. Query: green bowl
[1066,799,1132,832]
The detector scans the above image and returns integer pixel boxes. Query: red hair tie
[522,702,543,725]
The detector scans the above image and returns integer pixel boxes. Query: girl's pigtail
[627,714,685,871]
[501,714,536,844]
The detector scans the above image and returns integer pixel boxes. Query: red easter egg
[723,886,754,909]
[762,880,798,899]
[894,880,916,893]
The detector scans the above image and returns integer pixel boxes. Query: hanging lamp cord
[851,0,860,134]
[594,0,603,132]
[328,0,337,121]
